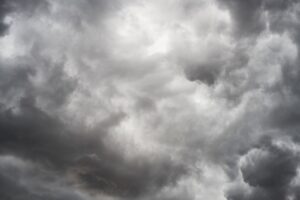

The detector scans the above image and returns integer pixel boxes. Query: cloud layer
[1,0,300,199]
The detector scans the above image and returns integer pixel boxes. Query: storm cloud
[1,0,300,199]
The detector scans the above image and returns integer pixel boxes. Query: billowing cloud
[1,0,300,199]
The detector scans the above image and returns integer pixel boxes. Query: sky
[0,0,300,199]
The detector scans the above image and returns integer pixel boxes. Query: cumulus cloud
[1,0,300,199]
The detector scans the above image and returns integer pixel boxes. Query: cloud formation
[1,0,300,199]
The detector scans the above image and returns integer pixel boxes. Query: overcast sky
[0,0,300,199]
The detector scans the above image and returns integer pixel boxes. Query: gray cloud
[0,0,11,36]
[226,137,299,200]
[0,0,49,35]
[2,0,300,199]
[209,1,300,199]
[0,82,186,198]
[0,155,91,200]
[217,0,265,37]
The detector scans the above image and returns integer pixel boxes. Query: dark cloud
[1,0,197,199]
[241,144,297,188]
[217,0,265,37]
[0,49,186,199]
[2,0,300,199]
[0,0,49,36]
[205,1,300,199]
[76,154,185,197]
[184,61,222,85]
[0,95,186,198]
[0,0,12,36]
[226,139,299,200]
[0,155,87,200]
[216,0,299,37]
